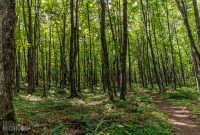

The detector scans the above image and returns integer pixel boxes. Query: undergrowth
[160,87,200,123]
[13,87,173,135]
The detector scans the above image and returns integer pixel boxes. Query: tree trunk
[69,0,78,97]
[100,0,114,101]
[128,38,132,89]
[120,0,128,100]
[34,0,40,87]
[175,0,200,89]
[60,7,67,88]
[48,23,52,90]
[41,35,46,97]
[0,0,17,132]
[165,2,176,90]
[27,0,35,94]
[174,25,186,86]
[87,2,93,91]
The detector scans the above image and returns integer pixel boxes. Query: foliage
[13,87,173,135]
[50,123,68,135]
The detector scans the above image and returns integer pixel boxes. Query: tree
[140,0,162,91]
[60,2,67,88]
[0,0,17,131]
[100,0,114,101]
[69,0,79,97]
[175,0,200,90]
[120,0,128,100]
[12,0,200,102]
[26,0,35,94]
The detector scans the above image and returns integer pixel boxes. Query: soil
[151,94,200,135]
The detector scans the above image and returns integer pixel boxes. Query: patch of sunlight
[86,93,95,97]
[88,94,105,100]
[49,89,56,94]
[20,95,44,102]
[96,86,101,90]
[47,96,56,100]
[174,110,189,114]
[173,114,188,118]
[84,88,90,93]
[117,125,124,128]
[171,119,196,127]
[87,101,103,106]
[70,99,86,106]
[104,104,119,113]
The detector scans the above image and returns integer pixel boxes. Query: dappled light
[20,95,44,102]
[1,0,200,134]
[152,93,200,135]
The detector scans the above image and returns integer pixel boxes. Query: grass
[13,87,173,135]
[159,87,200,123]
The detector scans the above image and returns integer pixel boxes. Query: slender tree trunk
[27,0,35,94]
[100,0,114,101]
[75,0,80,92]
[34,0,40,87]
[87,2,93,91]
[165,2,176,90]
[23,43,27,79]
[41,35,46,97]
[175,0,200,89]
[60,8,67,88]
[83,35,87,89]
[141,0,161,90]
[120,0,128,100]
[53,40,58,87]
[48,23,52,90]
[157,11,169,86]
[128,39,132,89]
[152,20,164,88]
[174,26,186,86]
[137,39,145,87]
[45,38,48,90]
[69,0,78,97]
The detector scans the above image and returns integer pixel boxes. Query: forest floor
[151,93,200,135]
[13,86,200,135]
[14,86,173,135]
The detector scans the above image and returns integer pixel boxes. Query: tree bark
[60,7,67,88]
[100,0,114,101]
[87,2,93,91]
[69,0,78,97]
[48,23,52,90]
[165,2,176,90]
[120,0,128,100]
[0,0,17,131]
[27,0,35,94]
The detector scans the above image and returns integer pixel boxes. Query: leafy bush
[166,90,197,100]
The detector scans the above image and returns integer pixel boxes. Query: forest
[0,0,200,134]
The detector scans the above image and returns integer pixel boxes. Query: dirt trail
[151,94,200,135]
